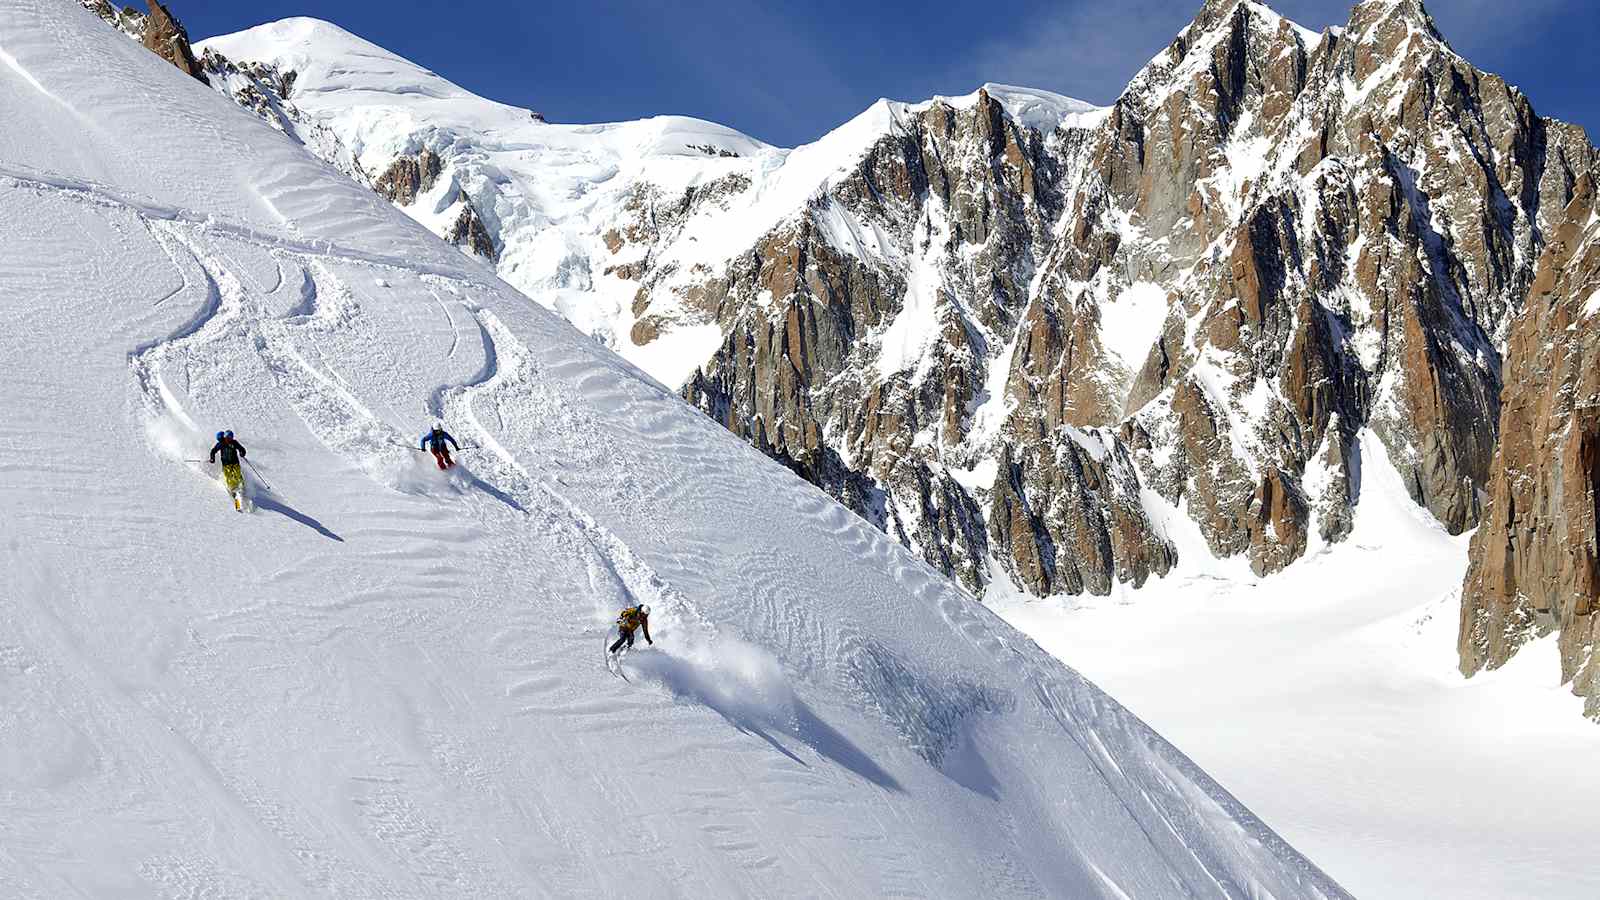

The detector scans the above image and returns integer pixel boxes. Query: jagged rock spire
[140,1,209,84]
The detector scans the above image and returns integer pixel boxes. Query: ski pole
[244,458,274,491]
[184,458,209,463]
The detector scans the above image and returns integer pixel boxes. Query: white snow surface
[994,433,1600,900]
[936,83,1109,133]
[0,3,1346,897]
[1097,281,1169,381]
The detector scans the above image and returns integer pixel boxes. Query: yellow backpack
[617,606,642,628]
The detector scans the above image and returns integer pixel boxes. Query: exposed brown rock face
[369,148,505,262]
[1461,172,1600,715]
[672,0,1592,595]
[139,1,207,84]
[446,201,498,261]
[374,150,444,206]
[1048,0,1591,578]
[680,91,1179,594]
[80,0,208,86]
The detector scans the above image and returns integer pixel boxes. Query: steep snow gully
[0,3,1347,898]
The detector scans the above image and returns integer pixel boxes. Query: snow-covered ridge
[196,18,1105,389]
[1,1,1348,896]
[202,17,771,158]
[906,82,1109,133]
[200,19,795,385]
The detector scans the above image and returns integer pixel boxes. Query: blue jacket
[421,428,459,451]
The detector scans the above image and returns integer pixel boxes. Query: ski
[605,635,630,681]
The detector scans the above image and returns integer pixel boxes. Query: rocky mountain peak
[1331,0,1454,96]
[139,1,209,84]
[1192,0,1304,36]
[1345,0,1446,43]
[1129,0,1312,112]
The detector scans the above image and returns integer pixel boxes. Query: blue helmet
[216,431,225,441]
[225,430,234,439]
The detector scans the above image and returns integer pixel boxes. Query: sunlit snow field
[994,434,1600,900]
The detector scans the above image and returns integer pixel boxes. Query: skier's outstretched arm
[237,443,246,457]
[641,618,652,645]
[419,433,429,450]
[208,441,222,463]
[443,431,460,451]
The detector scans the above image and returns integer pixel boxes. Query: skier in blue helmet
[420,419,460,470]
[208,430,248,510]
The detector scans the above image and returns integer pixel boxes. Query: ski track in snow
[64,180,941,892]
[0,163,477,283]
[14,181,1342,895]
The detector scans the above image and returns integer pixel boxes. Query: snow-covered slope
[0,2,1346,897]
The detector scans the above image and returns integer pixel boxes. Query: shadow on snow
[252,493,344,542]
[623,641,903,793]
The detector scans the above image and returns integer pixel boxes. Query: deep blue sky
[176,1,1599,147]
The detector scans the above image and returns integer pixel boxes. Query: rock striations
[1460,172,1600,715]
[676,0,1593,597]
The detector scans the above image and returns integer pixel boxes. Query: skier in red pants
[419,421,460,470]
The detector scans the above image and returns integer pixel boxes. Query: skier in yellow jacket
[609,604,652,654]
